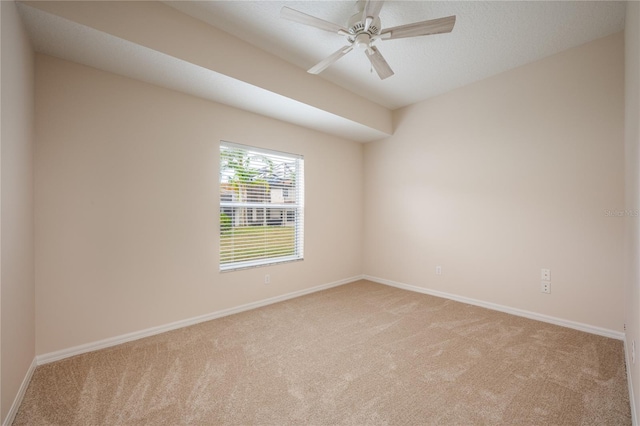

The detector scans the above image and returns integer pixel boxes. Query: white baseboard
[34,274,624,364]
[624,336,638,426]
[37,275,363,365]
[2,357,37,426]
[364,275,625,340]
[22,274,634,422]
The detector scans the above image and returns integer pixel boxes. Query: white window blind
[219,141,304,271]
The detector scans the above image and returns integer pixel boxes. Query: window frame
[219,141,304,271]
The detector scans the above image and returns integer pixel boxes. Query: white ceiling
[165,1,626,110]
[17,1,626,142]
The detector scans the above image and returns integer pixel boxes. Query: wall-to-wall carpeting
[13,280,630,424]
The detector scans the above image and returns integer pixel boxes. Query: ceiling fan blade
[281,7,349,35]
[365,46,394,80]
[308,45,354,74]
[379,15,456,40]
[363,0,384,31]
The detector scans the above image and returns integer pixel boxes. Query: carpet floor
[13,280,631,425]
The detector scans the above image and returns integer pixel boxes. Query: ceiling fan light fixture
[355,33,371,49]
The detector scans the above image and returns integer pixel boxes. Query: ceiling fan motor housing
[347,12,381,47]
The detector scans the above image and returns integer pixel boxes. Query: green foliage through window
[219,142,304,270]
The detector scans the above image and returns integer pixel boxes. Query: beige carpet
[14,280,631,425]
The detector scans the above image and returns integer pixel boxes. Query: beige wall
[363,33,625,332]
[1,0,36,422]
[34,54,364,355]
[625,1,640,419]
[16,5,636,417]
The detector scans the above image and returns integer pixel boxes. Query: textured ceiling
[17,1,627,142]
[165,1,626,109]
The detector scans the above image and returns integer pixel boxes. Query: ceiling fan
[280,0,456,80]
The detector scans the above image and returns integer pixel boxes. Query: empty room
[2,0,639,424]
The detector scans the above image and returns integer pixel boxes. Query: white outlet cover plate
[541,268,551,280]
[541,282,551,293]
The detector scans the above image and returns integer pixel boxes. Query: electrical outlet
[541,282,550,294]
[436,266,442,275]
[541,268,551,281]
[264,274,270,284]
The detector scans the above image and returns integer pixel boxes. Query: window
[219,141,304,271]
